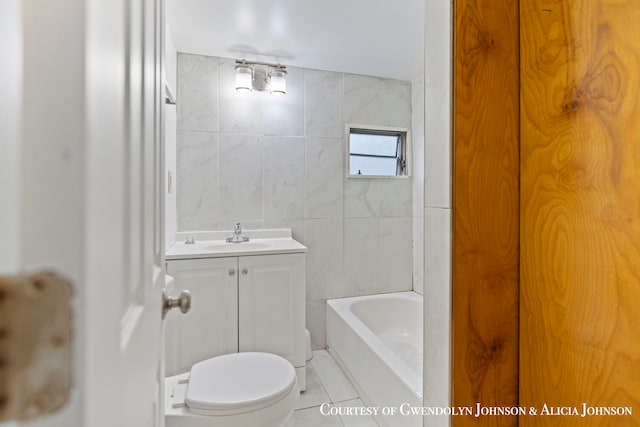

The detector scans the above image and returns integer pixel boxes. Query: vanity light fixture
[234,60,287,96]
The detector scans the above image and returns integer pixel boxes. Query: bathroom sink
[165,229,308,260]
[203,242,272,252]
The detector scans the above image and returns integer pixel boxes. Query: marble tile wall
[411,75,425,296]
[175,53,420,350]
[423,0,453,424]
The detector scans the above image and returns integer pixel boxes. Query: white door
[85,0,166,426]
[2,0,167,426]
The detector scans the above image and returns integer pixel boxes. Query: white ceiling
[166,0,424,82]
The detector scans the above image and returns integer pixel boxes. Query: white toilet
[165,352,299,427]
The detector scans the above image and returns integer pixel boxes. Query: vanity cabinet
[238,254,305,367]
[165,253,306,389]
[165,257,238,373]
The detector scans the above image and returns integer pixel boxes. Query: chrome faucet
[226,222,249,243]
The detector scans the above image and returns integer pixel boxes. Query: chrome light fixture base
[235,59,287,95]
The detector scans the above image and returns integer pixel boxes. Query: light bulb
[270,69,286,96]
[235,65,252,92]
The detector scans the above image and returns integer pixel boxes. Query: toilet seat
[185,352,297,417]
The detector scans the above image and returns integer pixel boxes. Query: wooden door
[520,1,640,425]
[453,0,520,424]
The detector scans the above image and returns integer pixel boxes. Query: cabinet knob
[241,268,248,275]
[229,269,235,276]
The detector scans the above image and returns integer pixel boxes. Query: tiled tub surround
[175,53,421,349]
[327,292,423,427]
[411,74,425,296]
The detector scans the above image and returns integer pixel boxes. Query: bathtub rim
[326,291,423,399]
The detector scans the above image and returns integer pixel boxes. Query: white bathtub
[326,292,423,427]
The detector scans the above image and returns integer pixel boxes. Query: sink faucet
[226,222,250,243]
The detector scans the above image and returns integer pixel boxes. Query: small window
[347,125,410,177]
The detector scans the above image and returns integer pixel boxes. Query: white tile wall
[263,67,305,136]
[343,217,413,297]
[344,179,412,218]
[378,180,413,217]
[218,134,264,221]
[343,179,378,218]
[343,218,379,296]
[174,52,419,350]
[424,15,451,210]
[378,217,414,293]
[264,218,306,242]
[305,137,344,219]
[304,70,343,138]
[177,54,219,132]
[412,75,425,295]
[423,1,452,425]
[304,219,344,301]
[344,74,412,128]
[176,130,219,231]
[264,136,305,220]
[424,207,451,407]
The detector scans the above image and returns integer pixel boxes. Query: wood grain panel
[520,1,640,425]
[453,0,520,425]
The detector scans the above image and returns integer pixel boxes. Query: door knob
[162,290,191,319]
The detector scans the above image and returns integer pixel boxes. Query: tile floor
[286,350,378,426]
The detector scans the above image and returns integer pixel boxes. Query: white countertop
[166,229,307,260]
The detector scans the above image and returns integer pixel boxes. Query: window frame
[345,124,412,179]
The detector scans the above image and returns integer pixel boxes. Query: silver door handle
[241,268,248,275]
[162,290,191,319]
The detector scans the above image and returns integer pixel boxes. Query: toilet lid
[185,352,297,416]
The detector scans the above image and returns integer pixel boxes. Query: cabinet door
[166,258,238,375]
[238,254,305,367]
